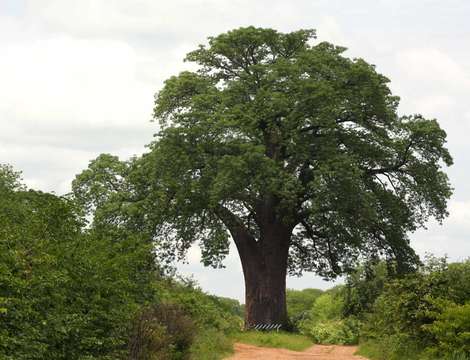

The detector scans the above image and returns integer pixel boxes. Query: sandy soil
[226,343,369,360]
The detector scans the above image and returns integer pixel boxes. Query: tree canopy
[133,27,452,276]
[71,27,453,327]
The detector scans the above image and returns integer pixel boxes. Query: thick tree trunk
[215,202,293,329]
[234,223,291,329]
[243,255,288,328]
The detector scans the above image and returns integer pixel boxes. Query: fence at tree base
[248,323,282,331]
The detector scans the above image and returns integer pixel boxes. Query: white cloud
[317,16,347,46]
[447,200,470,226]
[413,95,456,117]
[396,48,470,90]
[1,35,151,125]
[411,200,470,261]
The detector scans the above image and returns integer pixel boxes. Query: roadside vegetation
[231,331,313,352]
[284,258,470,360]
[0,164,242,360]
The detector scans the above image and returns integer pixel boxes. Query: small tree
[99,27,453,328]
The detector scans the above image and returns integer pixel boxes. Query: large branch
[213,204,256,245]
[364,140,414,176]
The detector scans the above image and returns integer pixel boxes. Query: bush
[160,278,243,334]
[424,301,470,357]
[300,317,360,345]
[357,257,470,360]
[189,329,234,360]
[286,288,323,325]
[0,163,242,360]
[298,292,361,345]
[343,261,389,318]
[128,303,195,360]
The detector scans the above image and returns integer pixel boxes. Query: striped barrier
[250,323,282,331]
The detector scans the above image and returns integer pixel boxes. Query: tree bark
[243,252,288,328]
[234,223,291,329]
[214,204,292,329]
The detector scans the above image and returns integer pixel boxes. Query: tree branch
[364,140,414,175]
[213,204,257,245]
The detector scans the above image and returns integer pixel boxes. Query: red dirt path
[226,343,368,360]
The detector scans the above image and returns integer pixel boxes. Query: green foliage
[158,278,243,334]
[297,292,360,345]
[0,163,24,192]
[209,295,245,318]
[189,329,234,360]
[357,339,422,360]
[130,26,453,278]
[300,318,361,345]
[0,168,157,359]
[231,331,313,351]
[357,257,470,360]
[128,303,196,360]
[309,293,343,322]
[1,163,241,360]
[423,301,470,356]
[343,261,389,318]
[286,288,323,323]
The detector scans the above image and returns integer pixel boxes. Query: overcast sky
[2,0,470,301]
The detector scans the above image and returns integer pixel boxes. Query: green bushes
[288,257,470,359]
[155,279,243,359]
[286,288,323,324]
[423,301,470,357]
[0,185,153,359]
[297,292,360,345]
[356,258,470,360]
[189,329,234,360]
[300,317,360,345]
[128,304,196,360]
[0,164,242,360]
[126,279,242,360]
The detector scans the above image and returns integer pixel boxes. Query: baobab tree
[77,27,453,328]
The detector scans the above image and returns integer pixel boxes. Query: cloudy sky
[2,0,469,301]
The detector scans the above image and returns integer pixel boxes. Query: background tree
[117,27,452,327]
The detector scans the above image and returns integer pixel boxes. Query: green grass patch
[356,341,389,360]
[231,331,313,352]
[356,341,470,360]
[190,329,234,360]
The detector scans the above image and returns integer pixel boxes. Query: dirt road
[226,343,368,360]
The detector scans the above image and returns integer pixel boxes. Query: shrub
[298,292,361,345]
[358,257,470,360]
[343,261,389,318]
[161,278,243,334]
[424,301,470,357]
[128,303,196,360]
[300,318,360,345]
[189,329,234,360]
[286,288,323,325]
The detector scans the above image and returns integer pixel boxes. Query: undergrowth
[231,331,313,352]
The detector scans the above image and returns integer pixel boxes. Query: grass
[356,341,389,360]
[231,330,313,352]
[190,330,233,360]
[190,329,234,360]
[356,341,470,360]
